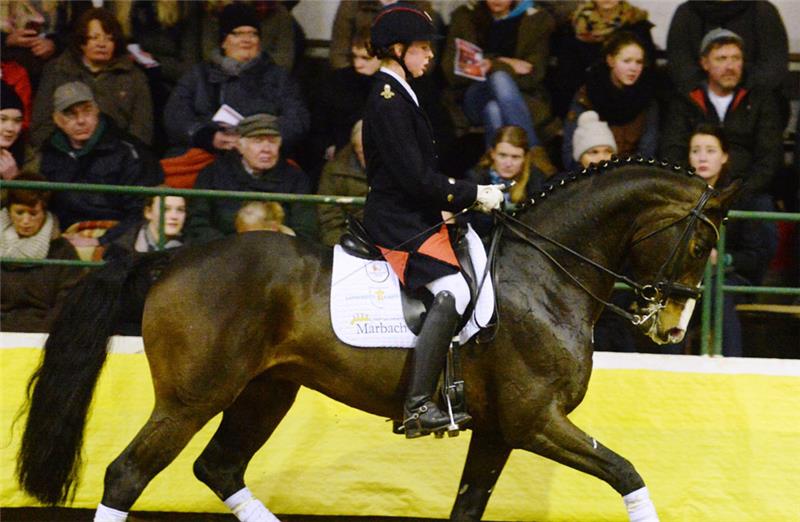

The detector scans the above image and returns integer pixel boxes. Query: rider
[363,2,504,438]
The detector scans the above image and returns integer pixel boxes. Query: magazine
[454,38,486,81]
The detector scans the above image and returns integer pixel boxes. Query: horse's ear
[707,180,744,215]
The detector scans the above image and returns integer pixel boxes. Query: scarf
[211,49,262,77]
[0,207,54,260]
[584,62,653,126]
[134,223,183,253]
[572,1,648,43]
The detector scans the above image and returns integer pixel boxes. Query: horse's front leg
[521,403,659,522]
[450,430,511,521]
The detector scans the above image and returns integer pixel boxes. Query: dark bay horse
[17,160,738,521]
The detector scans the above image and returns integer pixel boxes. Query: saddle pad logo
[366,262,390,283]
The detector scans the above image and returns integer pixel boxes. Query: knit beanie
[572,111,617,162]
[218,3,260,43]
[1,81,24,113]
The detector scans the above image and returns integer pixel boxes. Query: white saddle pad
[330,225,495,348]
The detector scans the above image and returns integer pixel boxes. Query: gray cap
[53,81,95,113]
[699,28,743,56]
[236,113,281,138]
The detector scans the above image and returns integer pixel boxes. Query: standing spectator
[164,2,309,155]
[1,81,26,180]
[659,28,783,196]
[443,0,559,175]
[549,0,655,120]
[666,1,788,97]
[185,113,317,244]
[36,82,163,256]
[688,124,778,356]
[317,120,368,247]
[1,172,85,333]
[31,7,154,147]
[105,194,187,259]
[200,1,297,72]
[562,31,657,170]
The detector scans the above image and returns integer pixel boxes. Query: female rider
[363,3,504,438]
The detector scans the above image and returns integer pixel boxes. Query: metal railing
[1,179,797,357]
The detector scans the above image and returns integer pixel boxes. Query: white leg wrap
[623,486,660,522]
[94,503,128,522]
[224,487,280,522]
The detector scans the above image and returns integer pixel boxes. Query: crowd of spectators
[1,0,796,354]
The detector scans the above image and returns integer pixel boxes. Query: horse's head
[627,180,741,344]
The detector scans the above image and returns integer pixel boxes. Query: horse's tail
[16,250,173,505]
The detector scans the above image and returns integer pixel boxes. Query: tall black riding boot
[404,291,472,438]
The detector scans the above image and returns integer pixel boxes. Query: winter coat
[659,85,783,195]
[316,143,368,247]
[164,51,309,153]
[363,71,477,290]
[443,2,559,140]
[185,152,317,244]
[725,190,778,286]
[666,0,789,96]
[31,49,154,146]
[37,116,164,245]
[0,238,85,333]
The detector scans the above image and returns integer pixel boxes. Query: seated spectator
[1,81,26,180]
[317,120,368,247]
[687,124,778,356]
[105,194,186,259]
[659,28,783,196]
[1,172,85,333]
[37,81,163,255]
[562,30,657,169]
[0,0,66,88]
[666,1,788,97]
[467,125,542,239]
[443,0,559,175]
[1,61,33,131]
[200,0,297,72]
[549,0,655,120]
[165,2,309,155]
[572,110,617,168]
[235,200,295,236]
[31,7,153,147]
[185,113,317,244]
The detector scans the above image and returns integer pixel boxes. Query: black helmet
[370,2,440,51]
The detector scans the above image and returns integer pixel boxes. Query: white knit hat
[572,111,618,162]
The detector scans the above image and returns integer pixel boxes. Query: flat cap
[53,81,95,113]
[236,113,281,138]
[699,28,743,56]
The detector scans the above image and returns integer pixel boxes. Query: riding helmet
[370,2,440,51]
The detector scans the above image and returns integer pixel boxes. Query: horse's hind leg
[450,430,512,521]
[523,408,659,522]
[194,375,300,521]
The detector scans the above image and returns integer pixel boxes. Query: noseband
[494,184,720,326]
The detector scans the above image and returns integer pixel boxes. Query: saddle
[340,217,480,336]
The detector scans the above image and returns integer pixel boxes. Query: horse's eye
[691,243,707,259]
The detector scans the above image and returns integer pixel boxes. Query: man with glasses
[164,3,309,157]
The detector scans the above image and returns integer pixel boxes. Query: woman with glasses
[30,7,153,147]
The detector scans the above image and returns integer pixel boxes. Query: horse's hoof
[434,431,445,439]
[447,429,460,438]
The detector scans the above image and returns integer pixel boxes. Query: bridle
[492,184,720,326]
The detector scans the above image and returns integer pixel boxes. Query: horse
[16,158,739,521]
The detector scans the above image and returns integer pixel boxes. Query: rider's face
[402,40,433,78]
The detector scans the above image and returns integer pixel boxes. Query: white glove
[475,184,505,213]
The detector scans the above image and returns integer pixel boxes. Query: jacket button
[448,177,455,184]
[447,194,454,202]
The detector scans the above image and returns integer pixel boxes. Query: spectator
[164,2,309,155]
[549,0,655,120]
[235,200,295,235]
[185,113,317,244]
[201,1,297,72]
[105,194,187,258]
[666,1,788,98]
[659,28,783,196]
[31,7,154,147]
[562,30,657,170]
[317,120,368,247]
[1,61,33,131]
[688,124,778,356]
[467,125,542,239]
[1,172,85,333]
[443,0,559,175]
[37,81,163,256]
[1,81,26,180]
[572,110,617,168]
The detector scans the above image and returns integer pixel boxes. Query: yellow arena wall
[2,333,799,521]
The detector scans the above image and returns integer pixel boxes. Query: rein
[492,184,720,326]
